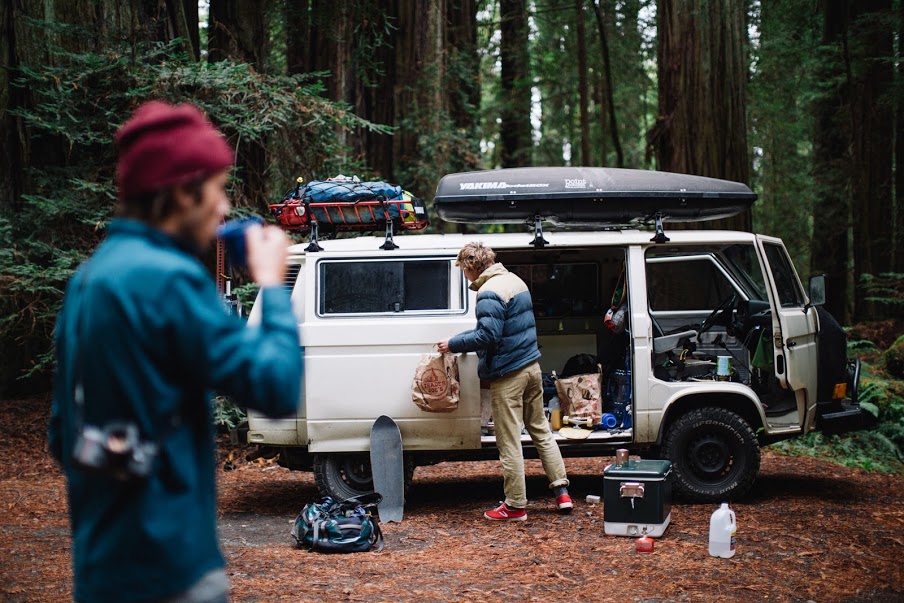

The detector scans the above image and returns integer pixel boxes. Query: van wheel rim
[339,458,373,490]
[688,434,733,478]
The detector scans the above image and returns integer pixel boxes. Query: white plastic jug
[708,502,737,558]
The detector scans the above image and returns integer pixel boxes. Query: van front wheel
[661,407,760,503]
[313,453,415,501]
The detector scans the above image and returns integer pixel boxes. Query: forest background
[0,0,902,470]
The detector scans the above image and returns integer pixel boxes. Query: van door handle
[786,340,797,348]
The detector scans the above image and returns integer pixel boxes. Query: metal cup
[217,215,263,270]
[616,448,629,466]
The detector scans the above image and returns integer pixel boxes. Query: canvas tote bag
[412,352,460,413]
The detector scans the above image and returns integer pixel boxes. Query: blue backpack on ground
[291,492,384,553]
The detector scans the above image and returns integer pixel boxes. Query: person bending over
[438,242,572,521]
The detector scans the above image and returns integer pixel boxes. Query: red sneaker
[556,493,574,513]
[484,502,527,521]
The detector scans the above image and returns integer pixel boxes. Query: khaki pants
[490,361,569,508]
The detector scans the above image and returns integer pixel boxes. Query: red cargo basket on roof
[269,178,429,234]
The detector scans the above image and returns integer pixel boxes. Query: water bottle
[708,502,737,558]
[548,396,562,431]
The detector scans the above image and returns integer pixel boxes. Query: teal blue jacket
[49,219,301,603]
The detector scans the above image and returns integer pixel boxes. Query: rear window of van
[318,258,465,315]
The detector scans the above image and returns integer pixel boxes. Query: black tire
[661,407,760,503]
[313,453,415,501]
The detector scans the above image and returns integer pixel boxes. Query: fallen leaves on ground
[1,396,902,602]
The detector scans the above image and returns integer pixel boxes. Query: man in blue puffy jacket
[49,101,301,603]
[438,242,572,521]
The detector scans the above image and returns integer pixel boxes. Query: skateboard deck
[370,415,405,523]
[559,426,592,440]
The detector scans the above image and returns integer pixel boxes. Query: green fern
[848,339,878,352]
[211,396,247,432]
[771,353,904,473]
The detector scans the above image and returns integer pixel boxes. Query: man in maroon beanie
[49,101,302,603]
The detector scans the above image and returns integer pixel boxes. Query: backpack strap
[339,492,383,511]
[370,519,384,552]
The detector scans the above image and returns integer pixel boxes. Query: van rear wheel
[313,453,414,501]
[661,407,760,503]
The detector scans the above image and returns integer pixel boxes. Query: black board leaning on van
[433,167,756,225]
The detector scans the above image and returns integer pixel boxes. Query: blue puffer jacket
[49,219,301,603]
[448,263,541,380]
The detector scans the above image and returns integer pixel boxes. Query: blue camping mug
[217,216,263,270]
[598,413,618,430]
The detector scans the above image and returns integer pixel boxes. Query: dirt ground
[1,396,902,603]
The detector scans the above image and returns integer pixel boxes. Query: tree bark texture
[285,0,309,75]
[500,0,532,167]
[847,0,894,319]
[575,0,591,165]
[209,0,270,70]
[0,0,22,214]
[897,0,904,272]
[1,0,158,214]
[208,0,271,209]
[392,0,446,190]
[811,0,855,322]
[592,0,624,168]
[446,0,480,152]
[652,0,751,231]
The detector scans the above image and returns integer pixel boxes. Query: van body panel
[246,413,302,445]
[299,251,482,450]
[306,416,482,452]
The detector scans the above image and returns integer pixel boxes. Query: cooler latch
[620,481,645,509]
[619,481,645,498]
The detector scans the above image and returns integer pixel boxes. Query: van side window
[319,259,462,315]
[762,243,805,308]
[647,257,734,311]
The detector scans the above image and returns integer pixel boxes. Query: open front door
[755,236,819,405]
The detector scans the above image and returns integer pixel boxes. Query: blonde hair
[456,242,496,274]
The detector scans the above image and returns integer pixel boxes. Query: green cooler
[603,459,672,537]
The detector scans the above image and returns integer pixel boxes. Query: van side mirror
[808,274,826,307]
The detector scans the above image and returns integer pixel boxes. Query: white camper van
[246,167,869,503]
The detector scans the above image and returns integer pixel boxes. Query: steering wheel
[699,293,738,335]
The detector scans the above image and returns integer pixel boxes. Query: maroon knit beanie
[115,100,234,203]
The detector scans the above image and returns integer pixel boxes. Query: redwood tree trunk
[575,0,591,165]
[500,0,532,167]
[209,0,270,70]
[652,0,751,231]
[285,1,309,75]
[811,0,851,322]
[897,0,904,272]
[848,0,894,319]
[208,0,271,208]
[392,0,446,194]
[592,0,623,167]
[447,0,480,150]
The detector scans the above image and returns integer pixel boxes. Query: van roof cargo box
[433,167,756,225]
